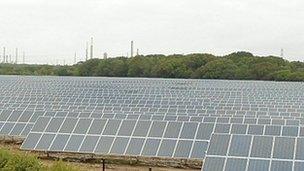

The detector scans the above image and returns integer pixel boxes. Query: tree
[195,59,238,79]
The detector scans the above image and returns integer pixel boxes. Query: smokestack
[74,52,77,64]
[137,49,139,56]
[3,47,5,63]
[15,48,18,64]
[131,41,134,57]
[9,54,11,63]
[90,37,93,59]
[85,42,88,61]
[23,52,25,64]
[103,52,108,59]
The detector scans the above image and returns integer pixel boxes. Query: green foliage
[4,152,42,171]
[94,58,128,77]
[0,52,304,81]
[127,56,155,77]
[288,72,304,81]
[0,149,11,168]
[0,149,81,171]
[76,59,100,76]
[194,59,237,79]
[55,67,69,76]
[270,70,292,81]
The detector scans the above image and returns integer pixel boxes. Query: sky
[0,0,303,64]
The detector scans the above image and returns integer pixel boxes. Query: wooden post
[102,159,105,171]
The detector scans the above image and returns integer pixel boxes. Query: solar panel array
[0,76,304,170]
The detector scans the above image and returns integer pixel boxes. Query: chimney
[3,47,5,63]
[103,52,108,59]
[74,52,77,64]
[23,52,25,64]
[86,42,88,61]
[15,48,18,64]
[131,41,134,57]
[90,37,93,59]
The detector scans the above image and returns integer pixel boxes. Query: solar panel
[207,134,230,156]
[273,137,295,159]
[247,159,270,171]
[270,160,292,171]
[296,138,304,160]
[228,135,251,157]
[202,157,225,171]
[225,158,247,171]
[295,162,304,171]
[251,136,273,158]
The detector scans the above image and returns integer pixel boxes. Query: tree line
[0,52,304,81]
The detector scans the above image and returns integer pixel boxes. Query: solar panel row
[2,109,303,120]
[2,110,302,138]
[21,117,209,159]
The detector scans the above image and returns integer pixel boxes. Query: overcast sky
[0,0,303,64]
